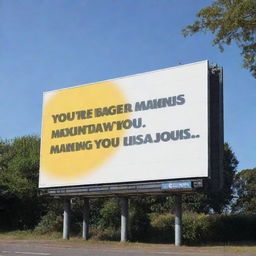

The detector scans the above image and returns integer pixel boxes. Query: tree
[0,135,239,234]
[205,142,239,213]
[232,168,256,213]
[0,136,48,229]
[182,0,256,78]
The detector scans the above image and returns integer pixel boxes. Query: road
[0,239,255,256]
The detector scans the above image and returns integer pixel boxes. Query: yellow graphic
[41,82,130,180]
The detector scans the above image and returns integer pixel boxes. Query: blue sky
[0,0,255,171]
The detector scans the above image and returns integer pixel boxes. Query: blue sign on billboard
[161,181,192,190]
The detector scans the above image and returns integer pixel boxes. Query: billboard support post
[120,197,128,242]
[63,198,71,240]
[175,194,182,246]
[82,198,90,240]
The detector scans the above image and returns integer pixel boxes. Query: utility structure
[39,61,223,246]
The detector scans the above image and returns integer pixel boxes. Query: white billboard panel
[39,60,209,188]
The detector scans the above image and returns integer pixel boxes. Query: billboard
[39,60,209,188]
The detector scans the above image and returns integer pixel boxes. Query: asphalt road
[0,239,255,256]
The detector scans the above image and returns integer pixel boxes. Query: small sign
[161,181,192,190]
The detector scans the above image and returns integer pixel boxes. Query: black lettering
[94,139,102,148]
[51,130,60,138]
[109,106,116,115]
[78,126,86,135]
[136,135,144,144]
[59,144,66,152]
[59,113,66,122]
[170,130,180,141]
[164,96,176,107]
[103,122,114,131]
[116,104,123,114]
[123,120,132,129]
[111,137,120,147]
[87,109,93,118]
[52,114,59,123]
[161,131,171,142]
[177,94,185,105]
[154,133,161,142]
[133,118,142,128]
[50,145,60,154]
[135,101,147,111]
[94,108,101,117]
[102,139,111,148]
[183,128,191,139]
[124,104,133,113]
[95,123,103,133]
[66,112,75,121]
[66,143,75,152]
[144,134,153,143]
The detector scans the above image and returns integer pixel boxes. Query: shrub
[149,213,174,243]
[149,213,256,244]
[90,227,120,241]
[129,199,151,242]
[34,210,62,234]
[213,214,256,242]
[182,214,212,244]
[98,198,120,229]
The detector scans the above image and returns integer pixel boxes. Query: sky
[0,0,255,171]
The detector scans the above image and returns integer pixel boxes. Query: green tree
[182,143,238,213]
[0,136,48,229]
[182,0,256,78]
[98,198,120,229]
[129,196,151,241]
[232,168,256,213]
[207,142,238,213]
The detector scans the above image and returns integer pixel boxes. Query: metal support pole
[175,194,182,246]
[82,198,90,240]
[63,198,71,240]
[120,197,128,242]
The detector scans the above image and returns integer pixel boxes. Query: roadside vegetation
[0,135,256,245]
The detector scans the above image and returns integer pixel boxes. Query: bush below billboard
[39,61,209,188]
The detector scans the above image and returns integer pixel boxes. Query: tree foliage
[183,0,256,78]
[232,168,256,213]
[206,142,238,213]
[0,136,48,229]
[0,135,240,235]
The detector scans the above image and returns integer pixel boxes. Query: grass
[225,246,256,253]
[0,230,256,253]
[0,230,62,240]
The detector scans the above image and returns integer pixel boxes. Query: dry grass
[0,230,255,253]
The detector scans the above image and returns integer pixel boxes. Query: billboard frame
[39,62,223,196]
